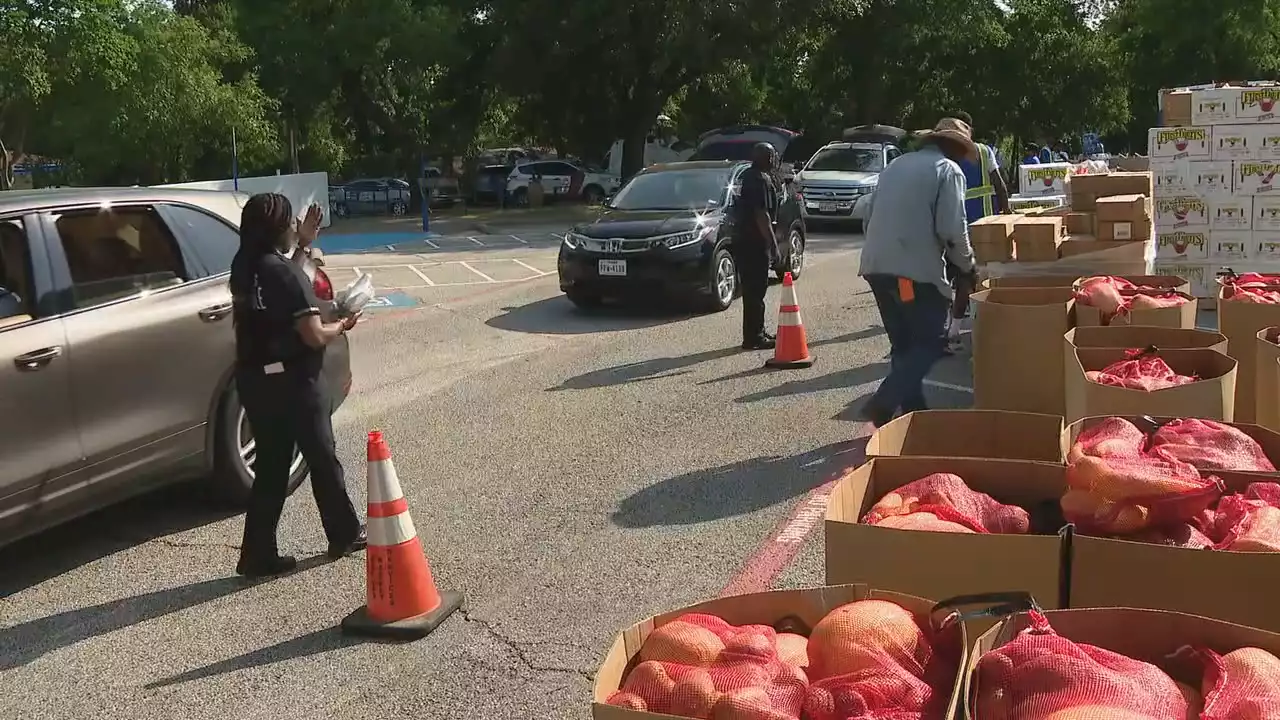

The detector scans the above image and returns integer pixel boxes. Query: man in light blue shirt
[857,118,977,427]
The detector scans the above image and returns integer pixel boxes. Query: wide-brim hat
[919,118,978,161]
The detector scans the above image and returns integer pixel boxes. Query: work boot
[236,554,298,579]
[327,524,369,559]
[742,335,777,351]
[856,402,894,428]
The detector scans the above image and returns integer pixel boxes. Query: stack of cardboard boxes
[1149,82,1280,299]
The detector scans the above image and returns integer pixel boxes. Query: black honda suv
[556,160,806,311]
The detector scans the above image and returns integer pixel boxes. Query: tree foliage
[4,0,1277,186]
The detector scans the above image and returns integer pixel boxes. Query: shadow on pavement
[0,483,240,600]
[734,362,890,404]
[0,555,330,672]
[697,327,887,386]
[486,296,696,336]
[612,437,870,528]
[550,347,741,390]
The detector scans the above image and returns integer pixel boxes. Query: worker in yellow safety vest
[945,112,1010,354]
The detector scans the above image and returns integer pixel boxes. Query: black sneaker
[327,525,368,559]
[236,554,298,578]
[856,402,894,428]
[742,336,777,351]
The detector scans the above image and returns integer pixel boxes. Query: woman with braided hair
[230,192,366,578]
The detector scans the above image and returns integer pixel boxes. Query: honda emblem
[606,239,622,252]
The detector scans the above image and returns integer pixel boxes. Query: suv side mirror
[792,161,804,173]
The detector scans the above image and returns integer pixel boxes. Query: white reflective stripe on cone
[778,310,802,327]
[780,284,799,306]
[367,460,406,505]
[368,512,418,547]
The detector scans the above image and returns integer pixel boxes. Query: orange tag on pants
[898,277,916,302]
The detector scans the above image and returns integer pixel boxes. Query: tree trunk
[620,127,647,180]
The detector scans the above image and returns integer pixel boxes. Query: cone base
[765,355,814,369]
[341,590,463,640]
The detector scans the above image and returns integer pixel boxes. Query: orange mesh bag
[609,613,809,718]
[1085,348,1198,391]
[1197,646,1280,720]
[1130,522,1216,549]
[1220,272,1280,304]
[1209,482,1280,552]
[1126,290,1191,311]
[1067,417,1147,463]
[860,473,1031,534]
[973,611,1189,720]
[1075,276,1135,324]
[1147,418,1276,472]
[804,599,962,720]
[1063,452,1223,535]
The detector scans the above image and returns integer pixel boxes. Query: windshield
[608,168,733,210]
[806,147,884,172]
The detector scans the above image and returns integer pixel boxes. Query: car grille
[800,184,869,201]
[578,237,653,253]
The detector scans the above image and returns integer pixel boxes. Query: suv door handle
[14,346,63,371]
[198,303,234,322]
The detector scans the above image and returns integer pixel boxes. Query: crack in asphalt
[459,609,595,682]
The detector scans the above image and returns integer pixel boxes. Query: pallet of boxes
[1152,82,1280,426]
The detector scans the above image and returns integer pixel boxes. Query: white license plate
[598,259,627,276]
[818,201,838,212]
[553,185,566,194]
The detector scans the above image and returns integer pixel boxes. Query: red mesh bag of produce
[1147,418,1276,472]
[609,613,809,718]
[1067,417,1146,462]
[804,599,962,720]
[1127,290,1191,311]
[1062,453,1222,535]
[1220,272,1280,303]
[1209,482,1280,552]
[1085,348,1198,391]
[1197,646,1280,720]
[860,473,1031,534]
[1075,276,1135,324]
[1130,521,1216,549]
[973,611,1190,719]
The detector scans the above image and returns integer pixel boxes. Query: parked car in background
[556,160,806,311]
[422,167,461,208]
[602,136,695,177]
[0,187,352,547]
[506,159,622,206]
[468,163,515,204]
[796,125,906,230]
[329,178,412,218]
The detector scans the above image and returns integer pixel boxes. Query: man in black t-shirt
[732,143,780,350]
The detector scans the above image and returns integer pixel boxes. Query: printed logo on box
[1193,161,1232,193]
[1239,88,1280,121]
[1152,165,1188,195]
[1256,234,1280,261]
[1258,130,1280,159]
[1213,127,1253,159]
[1210,233,1252,260]
[1237,161,1280,193]
[1155,196,1208,227]
[1153,262,1210,296]
[1157,230,1209,259]
[1151,127,1210,158]
[1255,196,1280,231]
[1211,198,1253,230]
[1025,165,1069,188]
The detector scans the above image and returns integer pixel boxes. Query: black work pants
[237,368,361,561]
[735,246,770,342]
[865,274,949,415]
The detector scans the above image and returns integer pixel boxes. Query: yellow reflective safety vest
[962,144,995,221]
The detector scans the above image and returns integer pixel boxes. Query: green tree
[0,1,53,188]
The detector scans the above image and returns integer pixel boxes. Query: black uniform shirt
[733,168,777,250]
[229,249,325,380]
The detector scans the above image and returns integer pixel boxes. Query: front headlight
[564,231,586,248]
[657,225,714,249]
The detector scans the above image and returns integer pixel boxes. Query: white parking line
[467,236,483,245]
[351,266,361,275]
[423,237,439,248]
[924,379,973,393]
[407,265,435,285]
[512,259,550,276]
[459,261,496,282]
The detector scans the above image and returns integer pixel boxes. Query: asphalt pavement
[0,226,977,719]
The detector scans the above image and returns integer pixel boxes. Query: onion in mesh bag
[1147,418,1276,472]
[1075,276,1134,322]
[874,512,978,533]
[1211,483,1280,552]
[860,473,1030,534]
[1197,647,1280,720]
[1062,454,1222,535]
[1086,349,1198,391]
[1127,291,1189,311]
[1067,417,1146,463]
[973,612,1189,720]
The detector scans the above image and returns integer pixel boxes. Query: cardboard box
[1261,328,1280,433]
[1064,325,1228,354]
[1148,126,1211,159]
[972,287,1075,416]
[969,214,1017,263]
[963,607,1280,719]
[1019,163,1072,196]
[973,242,1011,264]
[1209,195,1253,231]
[1008,194,1066,212]
[1256,124,1280,159]
[1094,194,1148,222]
[867,410,1066,463]
[1012,216,1063,261]
[1155,228,1210,260]
[1068,172,1154,212]
[592,584,967,720]
[1065,347,1237,423]
[1097,218,1151,242]
[1235,159,1280,195]
[1152,260,1215,298]
[1075,291,1197,329]
[1059,237,1138,258]
[1191,87,1239,125]
[1064,211,1094,234]
[1151,161,1190,196]
[1062,415,1280,475]
[1256,232,1280,261]
[980,274,1079,290]
[1161,89,1192,126]
[1190,159,1233,195]
[1253,194,1280,231]
[1237,86,1280,122]
[825,457,1070,611]
[1153,195,1209,228]
[1070,474,1280,633]
[1209,230,1254,261]
[1218,287,1280,422]
[1211,124,1260,159]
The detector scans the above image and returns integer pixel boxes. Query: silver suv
[795,125,907,229]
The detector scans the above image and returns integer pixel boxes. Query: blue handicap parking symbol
[364,291,418,310]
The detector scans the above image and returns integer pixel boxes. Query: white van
[603,136,695,177]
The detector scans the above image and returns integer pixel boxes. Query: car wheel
[211,384,308,505]
[582,185,605,205]
[390,200,407,216]
[566,287,602,309]
[705,247,737,313]
[511,188,529,207]
[778,224,806,281]
[333,203,350,219]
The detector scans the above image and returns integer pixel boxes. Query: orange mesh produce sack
[1220,271,1280,304]
[1075,276,1135,323]
[1084,348,1198,391]
[1147,418,1276,472]
[973,611,1190,719]
[860,473,1031,534]
[1198,646,1280,719]
[804,599,962,720]
[1063,452,1222,535]
[1067,417,1147,462]
[607,613,808,718]
[1206,482,1280,552]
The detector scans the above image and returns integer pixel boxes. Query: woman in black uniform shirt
[231,193,366,578]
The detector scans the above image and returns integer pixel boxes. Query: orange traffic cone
[765,272,814,369]
[341,430,462,640]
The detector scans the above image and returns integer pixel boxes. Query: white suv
[505,160,622,206]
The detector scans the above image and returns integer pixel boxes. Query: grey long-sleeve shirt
[857,144,975,298]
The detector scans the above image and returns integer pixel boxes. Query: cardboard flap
[979,276,1080,290]
[1065,326,1227,351]
[1074,347,1237,379]
[867,410,1066,463]
[973,287,1076,305]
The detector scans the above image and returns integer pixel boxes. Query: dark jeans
[865,274,950,415]
[735,247,770,341]
[951,270,974,320]
[237,368,361,561]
